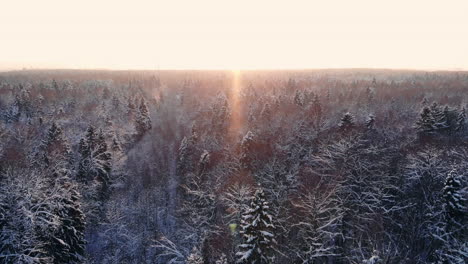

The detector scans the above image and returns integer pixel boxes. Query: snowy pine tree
[43,169,86,264]
[260,103,271,122]
[415,106,435,134]
[294,90,304,107]
[127,96,136,116]
[338,112,355,132]
[240,131,255,170]
[198,150,210,176]
[431,102,448,131]
[135,98,152,137]
[211,95,229,137]
[293,186,342,263]
[309,94,323,130]
[443,169,466,224]
[177,136,195,178]
[77,126,112,199]
[456,107,466,132]
[366,114,375,130]
[236,189,275,264]
[40,122,70,168]
[365,86,374,109]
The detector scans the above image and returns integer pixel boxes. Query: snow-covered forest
[0,69,467,263]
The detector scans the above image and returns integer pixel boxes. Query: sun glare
[228,70,244,139]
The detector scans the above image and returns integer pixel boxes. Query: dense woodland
[0,69,467,264]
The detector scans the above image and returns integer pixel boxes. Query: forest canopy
[0,69,467,264]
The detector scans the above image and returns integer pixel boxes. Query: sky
[1,0,468,70]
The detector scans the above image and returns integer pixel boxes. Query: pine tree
[309,94,323,130]
[211,95,229,136]
[85,125,97,149]
[4,99,20,123]
[365,86,374,109]
[178,136,193,176]
[338,112,355,132]
[240,131,255,170]
[421,97,429,106]
[260,103,271,122]
[135,98,152,137]
[52,79,59,90]
[440,105,458,133]
[294,187,342,263]
[456,107,466,132]
[40,122,70,167]
[127,96,136,116]
[111,134,122,152]
[77,126,112,199]
[94,130,112,199]
[287,78,296,90]
[366,114,375,130]
[236,189,275,264]
[431,102,447,131]
[415,107,435,134]
[198,150,210,176]
[294,90,304,107]
[311,94,322,116]
[443,169,466,224]
[111,95,120,109]
[44,170,86,264]
[191,121,199,143]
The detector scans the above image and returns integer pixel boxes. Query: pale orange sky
[1,0,468,70]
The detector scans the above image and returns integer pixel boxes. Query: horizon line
[1,66,468,73]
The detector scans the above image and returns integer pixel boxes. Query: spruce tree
[112,95,120,109]
[85,125,97,149]
[240,131,255,170]
[111,134,122,152]
[294,90,304,107]
[198,150,210,176]
[40,122,70,167]
[431,102,447,131]
[415,107,435,134]
[443,169,466,224]
[177,122,200,177]
[456,107,466,132]
[338,112,355,132]
[365,86,374,109]
[211,95,229,136]
[236,189,275,264]
[311,94,322,117]
[127,96,136,116]
[77,126,112,199]
[94,130,112,199]
[441,105,459,133]
[52,79,59,90]
[421,97,429,106]
[260,103,271,122]
[309,94,323,130]
[366,114,375,130]
[44,170,86,264]
[135,98,152,137]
